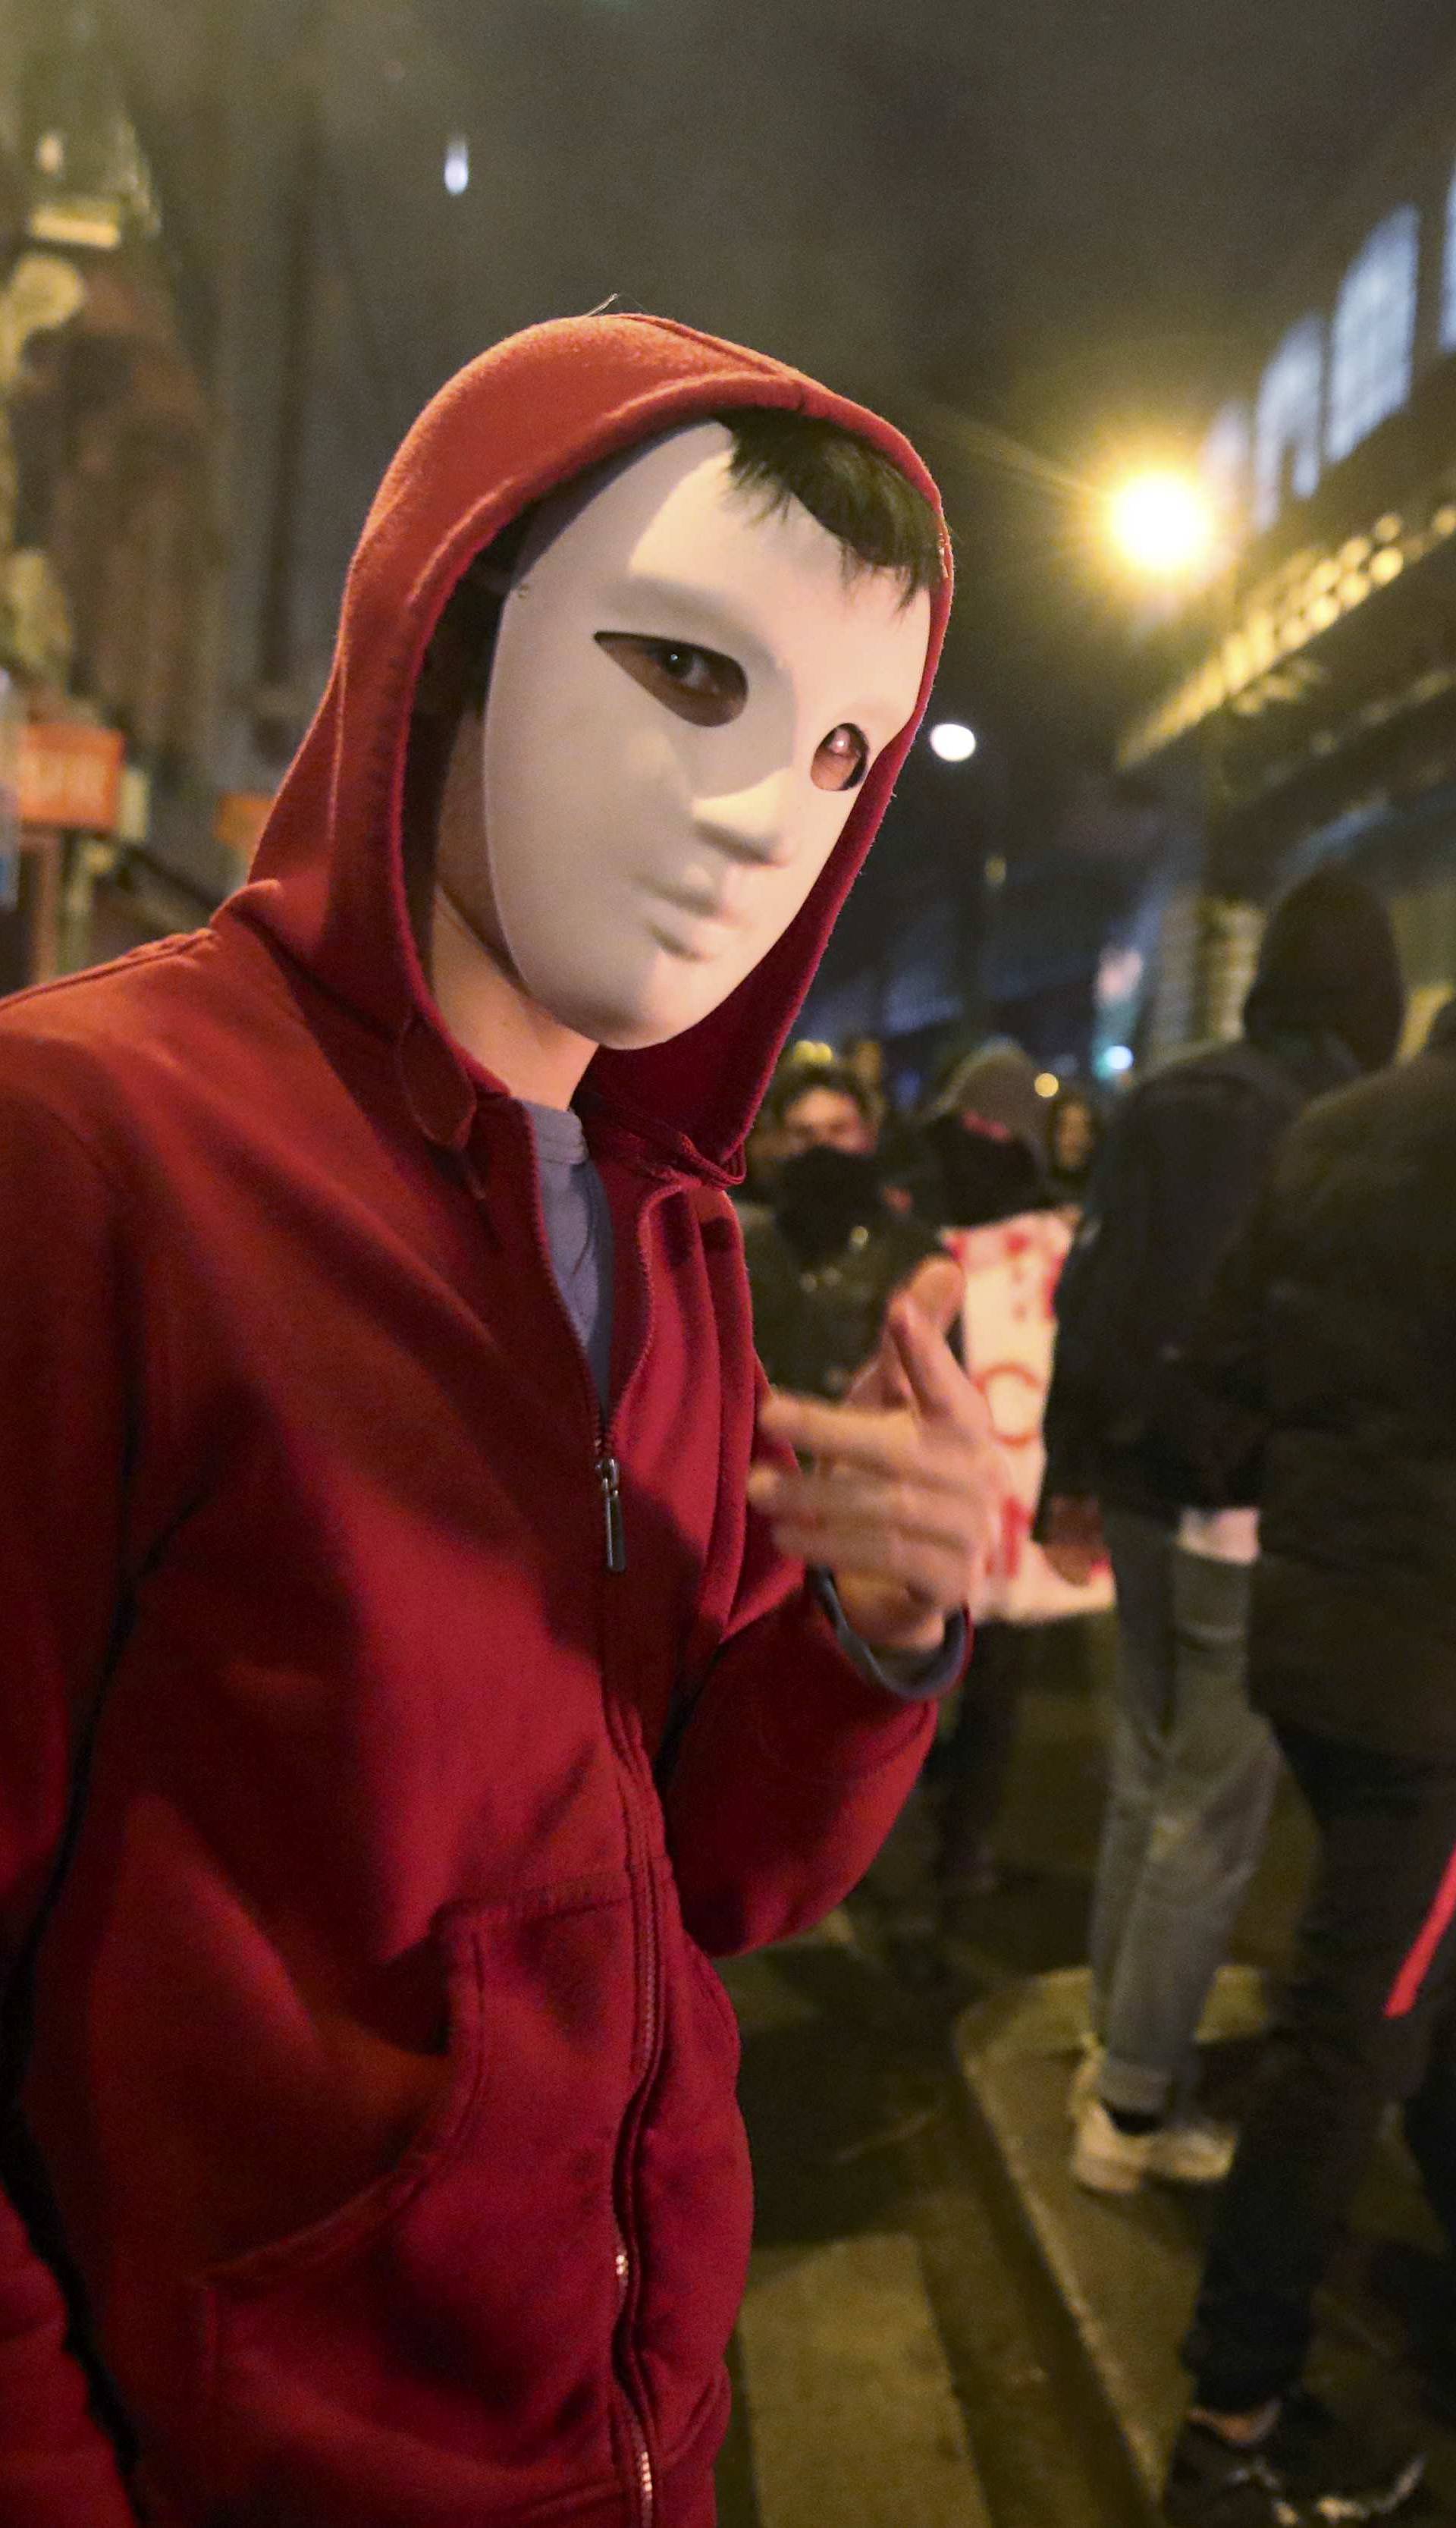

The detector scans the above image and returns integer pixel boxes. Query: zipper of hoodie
[589,1390,659,2524]
[480,1121,632,1580]
[593,1364,657,2528]
[598,1445,626,1574]
[468,1125,657,2517]
[613,2222,656,2526]
[588,1174,660,2528]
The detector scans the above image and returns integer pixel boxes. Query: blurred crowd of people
[737,1030,1102,1393]
[740,869,1456,2527]
[739,1027,1109,1917]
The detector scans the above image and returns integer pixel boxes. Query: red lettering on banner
[996,1494,1032,1581]
[949,1208,1115,1624]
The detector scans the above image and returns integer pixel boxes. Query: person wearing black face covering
[742,1069,941,1399]
[921,1040,1050,1233]
[1037,872,1405,2214]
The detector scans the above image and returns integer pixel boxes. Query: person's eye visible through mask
[595,631,871,796]
[595,632,747,727]
[811,723,870,792]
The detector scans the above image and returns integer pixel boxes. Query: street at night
[7,7,1456,2526]
[718,1632,1456,2524]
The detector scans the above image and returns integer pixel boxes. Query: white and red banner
[944,1211,1115,1626]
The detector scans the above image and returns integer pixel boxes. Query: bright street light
[1105,468,1216,583]
[929,721,977,762]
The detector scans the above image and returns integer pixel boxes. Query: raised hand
[748,1255,998,1655]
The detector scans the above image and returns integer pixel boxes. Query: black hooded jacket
[1040,872,1404,1524]
[1185,1030,1456,1754]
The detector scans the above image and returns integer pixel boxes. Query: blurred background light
[1105,467,1216,581]
[1097,1042,1135,1077]
[1034,1070,1059,1098]
[929,720,977,762]
[444,135,469,196]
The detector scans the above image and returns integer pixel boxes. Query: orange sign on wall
[18,723,126,834]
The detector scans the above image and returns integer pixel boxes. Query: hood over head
[222,313,950,1182]
[1242,870,1404,1075]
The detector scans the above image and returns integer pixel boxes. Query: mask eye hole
[595,633,747,728]
[811,723,870,793]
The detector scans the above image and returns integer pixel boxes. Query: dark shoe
[1163,2390,1424,2524]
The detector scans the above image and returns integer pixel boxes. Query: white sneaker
[1145,2112,1237,2185]
[1070,2098,1236,2197]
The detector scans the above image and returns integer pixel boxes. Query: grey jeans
[1090,1507,1282,2118]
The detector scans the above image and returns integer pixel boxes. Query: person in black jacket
[921,1039,1050,1232]
[1040,872,1405,2200]
[1161,1001,1456,2526]
[743,1064,940,1398]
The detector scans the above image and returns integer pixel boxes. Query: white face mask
[475,421,932,1051]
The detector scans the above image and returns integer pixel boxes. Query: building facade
[1122,49,1456,1053]
[0,0,372,986]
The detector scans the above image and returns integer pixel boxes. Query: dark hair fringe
[770,1060,875,1128]
[717,405,945,601]
[419,404,943,729]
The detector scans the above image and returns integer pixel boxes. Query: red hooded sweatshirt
[0,315,954,2528]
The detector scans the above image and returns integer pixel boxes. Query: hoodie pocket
[630,1901,753,2464]
[196,1879,637,2526]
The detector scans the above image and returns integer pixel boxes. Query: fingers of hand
[843,1344,913,1413]
[899,1252,965,1338]
[833,1580,947,1656]
[748,1444,993,1615]
[887,1297,990,1433]
[760,1383,987,1474]
[784,1521,973,1613]
[748,1463,976,1557]
[758,1390,906,1471]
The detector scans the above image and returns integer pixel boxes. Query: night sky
[307,0,1456,848]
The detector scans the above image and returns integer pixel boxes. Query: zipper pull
[598,1452,627,1574]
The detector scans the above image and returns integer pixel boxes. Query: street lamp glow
[1106,469,1215,582]
[929,721,977,762]
[444,136,470,196]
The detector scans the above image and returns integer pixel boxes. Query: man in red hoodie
[0,315,990,2527]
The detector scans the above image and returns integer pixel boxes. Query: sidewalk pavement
[956,1961,1456,2520]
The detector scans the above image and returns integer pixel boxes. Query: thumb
[895,1252,965,1343]
[849,1251,963,1412]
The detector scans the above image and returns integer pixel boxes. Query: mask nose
[692,771,798,869]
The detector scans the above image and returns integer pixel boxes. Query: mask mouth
[645,877,744,928]
[640,879,751,970]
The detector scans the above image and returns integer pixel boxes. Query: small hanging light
[444,135,469,196]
